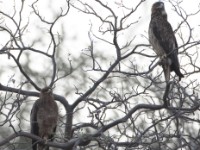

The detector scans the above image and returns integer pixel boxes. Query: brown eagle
[148,2,184,82]
[31,87,58,150]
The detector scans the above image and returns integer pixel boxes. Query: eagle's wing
[151,18,177,56]
[30,100,40,150]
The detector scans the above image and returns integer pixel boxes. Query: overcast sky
[0,0,199,87]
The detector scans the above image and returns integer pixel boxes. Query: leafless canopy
[0,0,200,150]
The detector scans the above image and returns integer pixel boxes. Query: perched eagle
[148,2,184,81]
[31,87,58,150]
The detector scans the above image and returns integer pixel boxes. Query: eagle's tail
[169,55,184,81]
[173,68,184,81]
[162,58,184,81]
[170,62,184,81]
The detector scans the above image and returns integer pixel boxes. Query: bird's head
[40,87,52,95]
[151,2,167,17]
[41,86,52,92]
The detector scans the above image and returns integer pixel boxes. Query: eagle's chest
[148,26,166,57]
[37,101,58,125]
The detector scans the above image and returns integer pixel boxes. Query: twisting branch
[32,0,71,87]
[9,53,40,91]
[1,0,200,149]
[163,81,171,107]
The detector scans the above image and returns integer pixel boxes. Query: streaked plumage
[31,87,58,150]
[148,2,184,81]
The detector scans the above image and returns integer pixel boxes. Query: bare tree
[0,0,200,150]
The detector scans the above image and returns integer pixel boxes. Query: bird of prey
[148,2,184,82]
[31,87,58,150]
